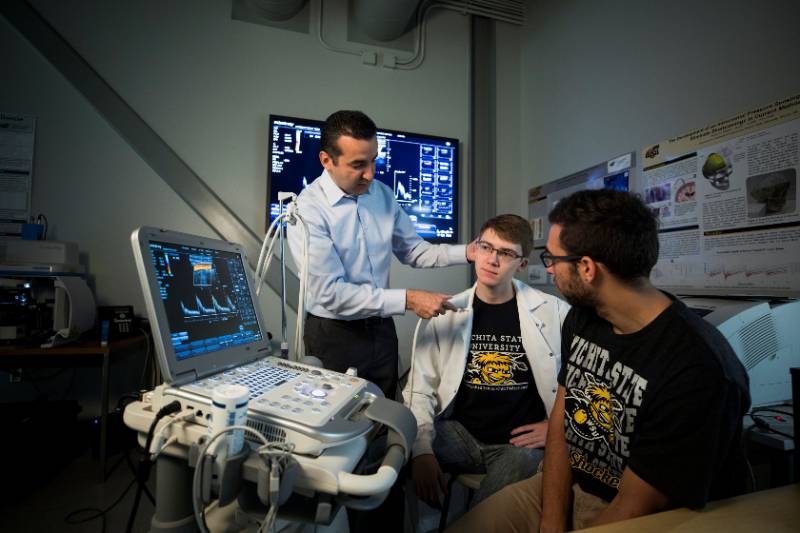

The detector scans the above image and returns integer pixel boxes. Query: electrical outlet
[361,51,377,66]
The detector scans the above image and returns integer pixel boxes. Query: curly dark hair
[320,110,377,162]
[479,214,534,259]
[548,189,659,280]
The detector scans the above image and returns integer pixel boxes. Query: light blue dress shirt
[286,170,467,320]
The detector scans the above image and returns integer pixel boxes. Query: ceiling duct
[244,0,307,22]
[352,0,422,42]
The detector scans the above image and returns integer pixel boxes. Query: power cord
[749,413,794,439]
[137,324,154,389]
[750,407,793,418]
[64,477,138,533]
[404,304,469,409]
[123,446,155,505]
[62,393,155,531]
[99,394,151,481]
[35,213,48,239]
[256,442,297,533]
[64,404,155,532]
[403,317,427,409]
[743,454,757,493]
[192,425,295,533]
[148,408,196,460]
[255,193,309,361]
[744,405,794,492]
[748,407,794,440]
[124,400,182,533]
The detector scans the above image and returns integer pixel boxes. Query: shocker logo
[467,352,528,386]
[566,374,623,445]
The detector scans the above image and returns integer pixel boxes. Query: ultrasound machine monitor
[131,227,379,455]
[131,227,271,383]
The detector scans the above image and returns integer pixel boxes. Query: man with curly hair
[450,190,750,532]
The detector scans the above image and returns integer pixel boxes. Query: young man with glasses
[449,190,749,532]
[402,214,569,516]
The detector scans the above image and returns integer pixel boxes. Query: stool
[438,473,485,532]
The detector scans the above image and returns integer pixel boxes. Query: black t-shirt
[557,295,750,508]
[452,294,547,444]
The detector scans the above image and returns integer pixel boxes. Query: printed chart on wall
[0,112,36,238]
[640,94,800,298]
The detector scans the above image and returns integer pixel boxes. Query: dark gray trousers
[304,313,399,399]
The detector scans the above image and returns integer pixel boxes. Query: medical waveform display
[148,241,262,361]
[267,114,459,242]
[394,171,413,201]
[180,294,237,317]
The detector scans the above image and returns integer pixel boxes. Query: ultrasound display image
[149,241,262,361]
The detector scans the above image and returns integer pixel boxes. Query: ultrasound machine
[123,226,416,532]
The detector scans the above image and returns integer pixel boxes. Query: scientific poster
[641,95,800,297]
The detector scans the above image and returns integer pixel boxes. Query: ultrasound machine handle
[336,396,417,498]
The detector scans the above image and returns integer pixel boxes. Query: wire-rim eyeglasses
[475,240,525,263]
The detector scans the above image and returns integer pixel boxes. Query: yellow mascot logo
[467,352,528,386]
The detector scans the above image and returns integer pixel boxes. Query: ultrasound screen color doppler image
[148,241,262,361]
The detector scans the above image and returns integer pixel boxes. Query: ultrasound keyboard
[154,356,380,455]
[189,360,300,400]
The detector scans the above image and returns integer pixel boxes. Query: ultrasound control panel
[180,357,369,429]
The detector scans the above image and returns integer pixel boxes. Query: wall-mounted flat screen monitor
[267,114,459,243]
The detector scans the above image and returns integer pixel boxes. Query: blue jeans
[433,419,544,505]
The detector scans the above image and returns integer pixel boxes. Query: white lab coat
[402,279,570,457]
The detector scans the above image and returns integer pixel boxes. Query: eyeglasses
[475,240,524,263]
[540,250,583,268]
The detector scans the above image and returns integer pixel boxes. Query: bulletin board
[527,93,800,298]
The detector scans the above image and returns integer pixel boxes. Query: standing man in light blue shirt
[287,110,476,401]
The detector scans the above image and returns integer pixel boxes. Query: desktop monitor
[267,114,460,243]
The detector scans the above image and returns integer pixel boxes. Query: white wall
[11,0,798,409]
[496,0,800,216]
[1,0,473,406]
[494,21,522,217]
[0,0,469,370]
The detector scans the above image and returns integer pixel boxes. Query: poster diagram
[640,95,800,297]
[528,94,800,297]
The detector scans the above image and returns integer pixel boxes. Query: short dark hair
[479,214,534,259]
[320,110,377,161]
[548,190,659,280]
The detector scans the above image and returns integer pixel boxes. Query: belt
[307,313,390,327]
